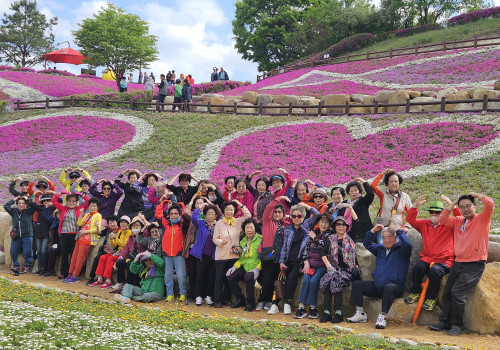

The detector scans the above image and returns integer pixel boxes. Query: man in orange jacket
[429,192,494,336]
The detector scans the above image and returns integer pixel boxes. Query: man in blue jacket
[347,224,412,329]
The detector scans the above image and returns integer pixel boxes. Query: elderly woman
[319,214,358,323]
[245,171,274,225]
[371,169,412,242]
[256,196,291,312]
[326,187,346,217]
[231,178,254,218]
[115,169,144,218]
[344,178,374,242]
[226,217,263,311]
[303,187,329,215]
[89,180,123,219]
[139,173,162,220]
[213,200,250,308]
[286,180,309,206]
[222,176,237,201]
[269,202,319,315]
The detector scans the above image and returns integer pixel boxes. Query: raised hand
[414,194,426,208]
[353,177,365,183]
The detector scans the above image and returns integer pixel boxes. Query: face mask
[208,196,217,202]
[132,228,141,234]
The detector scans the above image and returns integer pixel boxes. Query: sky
[0,0,499,83]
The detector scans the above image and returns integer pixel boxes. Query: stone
[387,90,410,112]
[489,234,500,244]
[0,251,4,265]
[454,103,481,112]
[410,97,440,112]
[242,91,259,104]
[0,212,12,265]
[365,333,383,340]
[445,90,471,111]
[355,243,375,281]
[321,94,350,113]
[256,94,274,106]
[223,98,240,113]
[494,80,500,90]
[472,88,500,99]
[407,91,422,99]
[487,242,500,263]
[405,229,424,289]
[208,97,226,112]
[291,108,304,114]
[301,98,325,114]
[200,93,225,101]
[349,105,370,114]
[264,103,282,115]
[280,95,300,107]
[388,337,399,344]
[464,262,500,334]
[440,346,460,350]
[193,105,208,113]
[398,339,418,346]
[164,96,174,104]
[237,101,256,114]
[374,91,393,103]
[419,342,439,348]
[421,91,437,97]
[191,95,204,103]
[85,237,104,279]
[363,96,376,113]
[351,94,370,103]
[437,88,458,99]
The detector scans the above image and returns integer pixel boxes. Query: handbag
[10,230,19,241]
[351,264,362,281]
[259,247,276,262]
[274,270,287,300]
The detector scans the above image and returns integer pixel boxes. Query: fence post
[16,99,20,111]
[405,98,411,113]
[390,48,393,58]
[257,75,260,82]
[346,54,350,62]
[183,100,188,111]
[443,40,447,51]
[474,35,477,48]
[234,102,238,115]
[70,96,74,107]
[440,97,446,112]
[208,101,212,114]
[156,99,160,112]
[328,57,332,65]
[482,94,489,112]
[288,102,293,115]
[415,45,419,55]
[45,97,49,109]
[366,51,370,60]
[259,102,263,115]
[344,101,350,115]
[374,100,379,114]
[318,101,322,117]
[130,100,134,110]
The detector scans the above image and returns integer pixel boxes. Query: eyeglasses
[273,210,283,214]
[428,210,441,215]
[335,222,347,227]
[459,204,474,210]
[313,195,324,199]
[291,214,303,219]
[103,187,112,191]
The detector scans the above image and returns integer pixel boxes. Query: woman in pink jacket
[231,178,254,218]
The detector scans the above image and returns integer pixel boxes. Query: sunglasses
[103,187,112,191]
[335,222,347,227]
[273,210,283,214]
[313,195,324,199]
[37,186,48,190]
[428,210,441,215]
[69,176,79,179]
[291,214,303,219]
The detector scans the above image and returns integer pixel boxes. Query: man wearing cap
[59,167,92,194]
[347,224,412,329]
[167,172,200,205]
[404,195,458,311]
[9,178,30,197]
[430,192,494,336]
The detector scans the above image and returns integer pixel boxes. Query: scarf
[223,217,235,226]
[148,236,161,252]
[328,234,356,270]
[275,221,284,238]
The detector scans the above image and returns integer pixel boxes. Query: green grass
[350,17,500,56]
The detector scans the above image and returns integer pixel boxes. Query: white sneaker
[112,282,124,290]
[283,303,292,315]
[113,294,130,304]
[264,302,272,310]
[204,296,214,306]
[255,302,265,311]
[376,313,386,329]
[195,296,203,306]
[347,311,368,323]
[267,304,279,315]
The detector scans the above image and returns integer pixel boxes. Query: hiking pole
[412,262,434,323]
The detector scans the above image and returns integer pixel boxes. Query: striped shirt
[61,209,78,233]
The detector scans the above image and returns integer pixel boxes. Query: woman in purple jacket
[89,179,124,219]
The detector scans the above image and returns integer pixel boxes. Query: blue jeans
[299,266,327,306]
[163,256,187,297]
[10,236,33,267]
[36,238,49,270]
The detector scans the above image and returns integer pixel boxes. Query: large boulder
[85,237,104,279]
[388,90,410,112]
[374,91,393,103]
[437,88,458,99]
[256,94,274,106]
[208,97,226,112]
[454,103,481,112]
[472,89,500,99]
[0,251,4,265]
[223,98,240,113]
[264,103,282,115]
[321,94,350,113]
[356,243,375,281]
[407,91,422,99]
[349,104,370,114]
[487,241,500,263]
[280,95,300,107]
[242,91,259,104]
[412,97,440,112]
[494,80,500,91]
[351,94,371,103]
[445,90,471,111]
[490,234,500,244]
[465,262,500,334]
[421,91,437,97]
[200,93,225,101]
[0,211,11,249]
[238,101,256,114]
[405,229,423,289]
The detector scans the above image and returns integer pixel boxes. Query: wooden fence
[12,94,500,116]
[256,35,500,82]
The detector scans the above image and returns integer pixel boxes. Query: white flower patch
[192,114,500,184]
[0,77,53,101]
[0,110,153,182]
[261,47,498,91]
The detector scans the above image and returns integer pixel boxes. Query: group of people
[210,67,229,81]
[4,167,493,336]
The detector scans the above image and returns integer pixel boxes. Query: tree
[412,0,486,25]
[73,2,158,90]
[232,0,314,72]
[0,0,57,67]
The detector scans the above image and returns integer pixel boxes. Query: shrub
[0,65,14,71]
[13,67,36,72]
[64,90,156,109]
[37,69,76,76]
[77,74,102,79]
[448,6,500,26]
[393,23,442,37]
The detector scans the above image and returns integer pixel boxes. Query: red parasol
[41,47,88,65]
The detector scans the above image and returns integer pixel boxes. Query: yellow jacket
[110,229,133,252]
[59,170,91,192]
[77,212,103,246]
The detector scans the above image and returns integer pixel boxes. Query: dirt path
[2,269,499,350]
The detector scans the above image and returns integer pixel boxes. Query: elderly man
[347,224,412,329]
[404,195,458,311]
[429,192,494,336]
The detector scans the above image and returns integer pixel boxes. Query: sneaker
[347,311,368,323]
[294,308,308,319]
[422,298,437,311]
[89,280,104,287]
[99,281,113,289]
[376,313,386,329]
[57,274,66,280]
[283,303,292,315]
[114,294,131,304]
[308,308,319,319]
[231,298,246,308]
[214,303,223,308]
[205,296,214,306]
[64,275,77,283]
[244,303,255,312]
[267,304,279,315]
[187,298,195,304]
[166,295,175,302]
[264,302,272,310]
[86,278,95,286]
[446,325,465,336]
[332,313,343,324]
[255,302,265,311]
[112,282,124,290]
[429,322,450,332]
[44,270,55,277]
[320,312,332,323]
[195,297,203,306]
[23,266,30,274]
[10,268,19,277]
[35,268,45,275]
[404,293,420,304]
[179,295,186,302]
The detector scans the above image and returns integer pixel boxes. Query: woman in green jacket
[114,251,165,303]
[226,217,262,311]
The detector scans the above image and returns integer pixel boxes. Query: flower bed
[448,6,500,26]
[393,23,441,37]
[37,69,76,76]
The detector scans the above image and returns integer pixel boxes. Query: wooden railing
[256,35,500,82]
[12,94,500,116]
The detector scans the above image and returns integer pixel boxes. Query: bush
[37,69,76,76]
[77,74,102,79]
[165,80,250,96]
[393,23,442,37]
[0,65,13,71]
[64,90,156,109]
[448,6,500,26]
[13,67,36,72]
